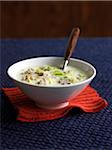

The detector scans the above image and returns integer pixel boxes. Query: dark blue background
[1,38,112,150]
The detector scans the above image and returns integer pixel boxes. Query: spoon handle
[64,27,80,61]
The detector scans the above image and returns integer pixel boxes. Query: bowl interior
[8,57,96,84]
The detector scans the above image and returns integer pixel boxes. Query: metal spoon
[62,27,80,70]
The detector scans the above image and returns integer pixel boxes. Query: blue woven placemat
[1,38,112,150]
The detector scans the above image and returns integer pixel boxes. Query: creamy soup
[19,65,88,86]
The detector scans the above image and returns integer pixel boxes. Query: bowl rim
[7,57,96,88]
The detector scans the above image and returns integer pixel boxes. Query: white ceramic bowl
[7,57,96,109]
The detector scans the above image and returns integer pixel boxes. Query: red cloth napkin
[2,86,108,122]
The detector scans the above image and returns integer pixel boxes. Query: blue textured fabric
[1,38,112,150]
